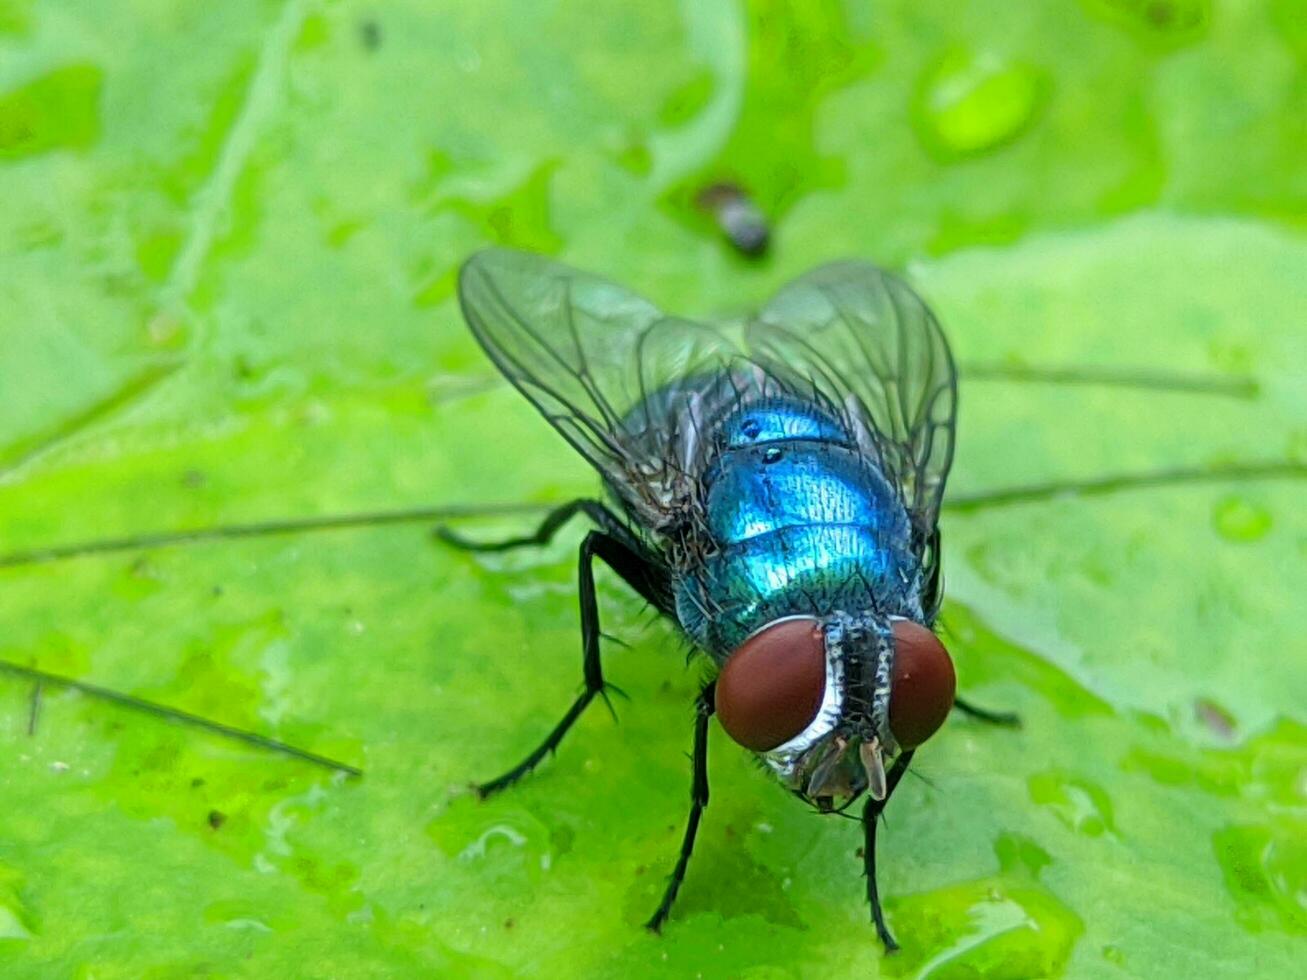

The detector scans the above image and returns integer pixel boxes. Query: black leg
[438,497,676,618]
[436,498,628,553]
[862,748,916,952]
[646,682,715,933]
[952,696,1020,728]
[474,529,672,797]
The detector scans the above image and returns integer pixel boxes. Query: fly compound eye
[888,620,957,749]
[715,618,826,751]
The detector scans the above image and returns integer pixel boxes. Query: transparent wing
[746,261,958,536]
[458,248,740,526]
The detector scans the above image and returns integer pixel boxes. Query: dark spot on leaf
[1147,1,1175,25]
[0,64,102,159]
[695,182,771,257]
[208,810,226,830]
[359,19,381,51]
[1195,698,1237,740]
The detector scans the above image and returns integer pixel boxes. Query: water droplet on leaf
[1028,770,1117,837]
[1213,496,1272,542]
[884,878,1082,977]
[913,49,1046,160]
[1081,0,1210,49]
[1213,823,1307,935]
[0,64,102,160]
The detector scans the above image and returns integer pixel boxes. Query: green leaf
[1,1,1302,976]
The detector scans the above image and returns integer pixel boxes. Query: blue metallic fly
[442,249,1016,951]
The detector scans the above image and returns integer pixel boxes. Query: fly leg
[952,696,1020,728]
[435,498,631,554]
[646,682,714,933]
[473,528,672,798]
[862,748,916,952]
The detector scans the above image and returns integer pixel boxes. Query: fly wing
[746,261,958,539]
[458,248,740,527]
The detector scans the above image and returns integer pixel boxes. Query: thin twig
[0,659,361,776]
[0,502,549,569]
[945,460,1304,513]
[27,681,42,736]
[960,363,1257,399]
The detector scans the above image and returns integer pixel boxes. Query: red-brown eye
[715,618,826,751]
[888,620,956,749]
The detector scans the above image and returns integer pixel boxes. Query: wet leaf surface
[1,1,1303,976]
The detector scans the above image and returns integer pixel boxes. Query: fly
[440,248,1018,950]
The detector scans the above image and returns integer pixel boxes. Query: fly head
[714,611,957,809]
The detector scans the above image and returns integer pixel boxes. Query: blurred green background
[1,1,1304,976]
